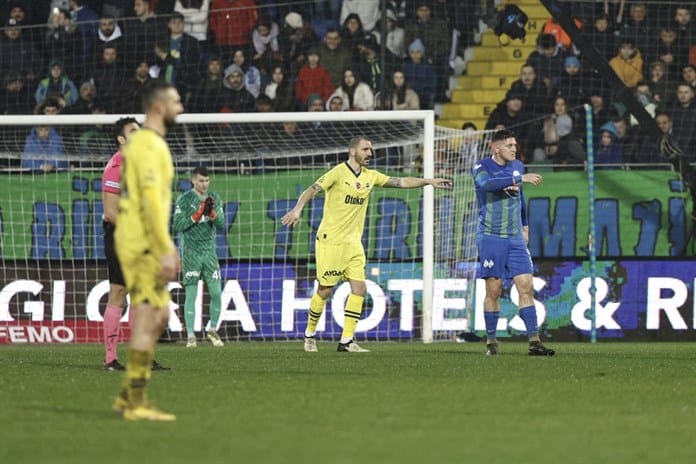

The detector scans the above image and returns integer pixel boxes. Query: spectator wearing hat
[0,18,42,85]
[34,59,79,109]
[0,71,33,114]
[609,38,644,89]
[209,0,257,61]
[230,48,261,98]
[174,0,211,43]
[319,28,352,88]
[402,38,436,109]
[306,93,324,112]
[294,47,334,109]
[278,11,317,78]
[553,55,589,108]
[404,2,450,101]
[326,93,345,111]
[221,63,256,112]
[66,79,98,114]
[595,122,624,168]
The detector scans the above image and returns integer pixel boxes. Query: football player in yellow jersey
[112,80,183,421]
[281,136,452,352]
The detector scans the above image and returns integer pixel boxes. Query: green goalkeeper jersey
[172,190,225,254]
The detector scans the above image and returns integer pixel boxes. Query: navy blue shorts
[476,235,533,279]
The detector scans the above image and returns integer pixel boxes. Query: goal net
[0,112,490,344]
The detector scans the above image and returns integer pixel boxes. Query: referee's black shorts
[103,221,125,286]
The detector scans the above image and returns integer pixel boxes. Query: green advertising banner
[0,169,690,260]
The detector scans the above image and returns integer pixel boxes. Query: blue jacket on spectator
[22,126,68,172]
[402,39,436,109]
[596,122,624,168]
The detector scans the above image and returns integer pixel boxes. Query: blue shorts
[476,235,533,279]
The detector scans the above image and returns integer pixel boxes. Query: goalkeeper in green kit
[173,166,225,348]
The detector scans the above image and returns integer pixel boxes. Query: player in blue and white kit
[473,129,555,356]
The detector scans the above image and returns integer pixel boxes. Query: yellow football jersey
[315,162,389,244]
[116,128,175,258]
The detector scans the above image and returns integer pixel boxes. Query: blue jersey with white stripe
[472,157,527,238]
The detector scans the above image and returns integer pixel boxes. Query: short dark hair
[192,166,210,177]
[349,136,370,151]
[141,80,175,112]
[113,117,138,144]
[654,110,671,120]
[462,122,477,130]
[492,129,516,142]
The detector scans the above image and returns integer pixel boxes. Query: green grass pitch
[2,342,696,464]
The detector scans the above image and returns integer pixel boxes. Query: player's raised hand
[207,196,218,219]
[160,249,180,282]
[192,198,207,222]
[522,173,543,185]
[430,178,453,189]
[281,209,301,228]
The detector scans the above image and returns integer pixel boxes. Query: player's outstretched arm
[522,173,542,185]
[281,183,323,228]
[383,177,453,189]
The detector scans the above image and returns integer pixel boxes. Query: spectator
[77,104,113,160]
[221,63,256,112]
[609,38,644,89]
[306,93,324,112]
[117,59,152,113]
[209,0,258,61]
[328,67,373,110]
[34,59,78,108]
[403,1,449,101]
[326,93,345,111]
[188,55,224,112]
[371,8,405,73]
[294,47,333,109]
[648,61,675,109]
[376,69,419,110]
[617,2,651,57]
[67,79,97,114]
[355,34,382,92]
[525,33,566,91]
[485,91,529,147]
[673,5,694,65]
[584,13,615,61]
[340,13,368,68]
[251,15,281,73]
[509,64,549,119]
[457,122,480,170]
[611,116,640,164]
[401,38,436,109]
[0,71,33,114]
[554,55,588,108]
[90,44,126,113]
[95,13,124,58]
[533,95,585,166]
[262,65,294,112]
[588,87,611,137]
[542,16,581,51]
[669,83,696,154]
[152,38,177,85]
[125,0,164,68]
[22,123,68,172]
[318,28,352,88]
[174,0,210,43]
[636,111,673,165]
[45,8,83,82]
[69,0,100,65]
[167,11,202,97]
[649,25,683,81]
[0,18,41,86]
[682,65,696,90]
[231,48,261,98]
[339,0,380,33]
[278,11,316,78]
[595,122,624,168]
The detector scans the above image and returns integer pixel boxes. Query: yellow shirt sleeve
[315,166,338,191]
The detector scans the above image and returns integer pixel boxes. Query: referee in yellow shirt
[112,81,183,421]
[282,136,452,352]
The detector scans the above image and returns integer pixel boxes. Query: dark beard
[164,115,177,130]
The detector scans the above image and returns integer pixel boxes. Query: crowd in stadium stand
[1,1,695,171]
[483,2,696,169]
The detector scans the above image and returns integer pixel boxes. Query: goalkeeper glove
[207,196,217,219]
[202,196,215,217]
[191,198,207,222]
